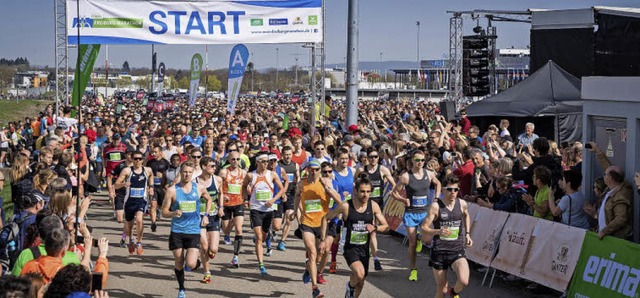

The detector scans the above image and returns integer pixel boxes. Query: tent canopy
[466,60,582,117]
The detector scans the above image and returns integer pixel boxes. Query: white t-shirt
[598,187,618,232]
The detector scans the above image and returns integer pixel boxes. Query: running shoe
[120,237,127,248]
[345,281,355,298]
[329,262,337,274]
[228,256,239,268]
[136,242,144,255]
[194,259,202,271]
[408,269,418,281]
[277,241,286,251]
[201,273,212,284]
[416,240,423,253]
[302,269,311,284]
[312,287,324,298]
[224,235,232,245]
[271,230,278,243]
[208,249,215,260]
[128,242,135,254]
[264,248,272,257]
[151,222,157,232]
[374,259,383,271]
[448,287,460,298]
[317,273,327,285]
[177,289,186,298]
[259,266,268,276]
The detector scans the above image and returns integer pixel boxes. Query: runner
[291,135,310,167]
[104,133,127,213]
[110,150,133,247]
[326,177,389,298]
[392,149,441,281]
[276,146,300,251]
[355,147,396,271]
[147,145,170,232]
[219,151,247,267]
[317,161,342,281]
[333,148,355,273]
[162,160,212,298]
[265,153,289,256]
[294,159,340,298]
[114,150,155,255]
[195,157,224,284]
[421,174,473,298]
[241,152,286,275]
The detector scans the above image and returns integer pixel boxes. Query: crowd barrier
[465,203,640,298]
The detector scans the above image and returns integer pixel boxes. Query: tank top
[249,171,275,212]
[365,164,384,204]
[223,168,246,206]
[405,169,431,213]
[344,199,374,250]
[196,176,219,215]
[165,166,178,187]
[432,199,466,252]
[291,150,308,166]
[333,167,354,204]
[171,182,201,235]
[125,167,148,203]
[279,161,298,195]
[300,178,330,228]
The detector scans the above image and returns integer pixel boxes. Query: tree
[202,75,222,91]
[136,76,151,90]
[177,76,190,89]
[117,76,132,89]
[0,66,16,88]
[122,61,131,73]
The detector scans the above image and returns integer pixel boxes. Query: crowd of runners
[1,90,635,298]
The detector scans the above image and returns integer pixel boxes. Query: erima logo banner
[583,253,640,297]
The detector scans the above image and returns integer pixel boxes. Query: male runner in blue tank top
[421,174,472,298]
[392,149,441,282]
[332,148,355,275]
[162,160,213,298]
[326,177,389,298]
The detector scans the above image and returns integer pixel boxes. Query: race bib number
[287,173,294,182]
[344,193,352,201]
[179,201,197,213]
[109,152,122,161]
[153,177,162,186]
[227,183,241,195]
[329,198,335,208]
[304,199,322,213]
[441,226,460,241]
[350,231,369,245]
[129,188,145,198]
[411,196,428,207]
[255,190,271,201]
[200,198,218,215]
[371,187,381,198]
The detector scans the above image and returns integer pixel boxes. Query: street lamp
[379,52,384,83]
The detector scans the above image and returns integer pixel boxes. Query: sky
[1,0,639,71]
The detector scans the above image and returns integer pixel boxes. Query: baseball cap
[347,124,359,132]
[112,133,122,140]
[22,191,44,208]
[268,154,278,161]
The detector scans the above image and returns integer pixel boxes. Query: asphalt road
[85,196,558,298]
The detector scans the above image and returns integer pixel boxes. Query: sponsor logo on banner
[250,19,263,26]
[568,231,640,298]
[308,15,318,25]
[292,17,303,25]
[227,44,249,115]
[552,246,570,274]
[269,18,288,26]
[188,53,203,106]
[73,17,143,28]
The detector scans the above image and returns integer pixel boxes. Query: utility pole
[379,52,383,83]
[417,21,421,89]
[275,47,279,91]
[346,0,359,126]
[105,44,108,98]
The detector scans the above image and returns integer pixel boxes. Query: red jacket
[453,160,475,196]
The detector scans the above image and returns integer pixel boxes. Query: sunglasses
[191,155,202,159]
[445,187,460,192]
[258,160,269,164]
[368,155,379,159]
[228,149,238,152]
[322,170,333,174]
[134,157,144,161]
[231,158,240,161]
[310,168,321,172]
[166,139,173,141]
[413,159,426,162]
[315,147,325,151]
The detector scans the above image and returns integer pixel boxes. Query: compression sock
[331,243,338,262]
[233,235,243,256]
[265,231,272,249]
[175,268,185,291]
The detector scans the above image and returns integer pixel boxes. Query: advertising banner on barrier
[523,221,586,292]
[465,207,509,267]
[189,53,203,106]
[467,202,479,231]
[227,44,249,115]
[567,231,640,297]
[490,214,537,277]
[71,44,101,111]
[67,0,323,45]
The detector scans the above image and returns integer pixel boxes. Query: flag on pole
[188,53,203,106]
[157,62,166,94]
[227,44,249,115]
[71,44,101,115]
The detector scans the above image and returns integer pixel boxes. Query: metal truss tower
[54,0,70,112]
[448,14,463,108]
[308,0,326,136]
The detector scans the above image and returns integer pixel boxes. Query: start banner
[67,0,323,45]
[567,231,640,298]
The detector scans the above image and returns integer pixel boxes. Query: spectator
[588,142,633,240]
[10,154,34,210]
[452,148,475,197]
[583,177,607,230]
[512,137,562,196]
[459,109,471,135]
[11,192,46,254]
[522,166,553,220]
[477,177,517,212]
[23,273,45,298]
[499,119,511,137]
[42,264,90,298]
[20,228,71,283]
[0,274,33,298]
[548,170,590,229]
[516,122,538,147]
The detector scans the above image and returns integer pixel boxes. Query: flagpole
[205,45,209,96]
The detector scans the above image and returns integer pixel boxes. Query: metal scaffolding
[54,0,70,114]
[307,0,326,136]
[447,14,463,108]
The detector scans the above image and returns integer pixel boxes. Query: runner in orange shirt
[219,151,247,268]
